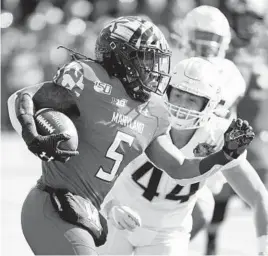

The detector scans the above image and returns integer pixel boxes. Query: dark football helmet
[95,16,172,102]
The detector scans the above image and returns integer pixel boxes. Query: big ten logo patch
[93,81,112,95]
[53,62,84,97]
[111,97,128,107]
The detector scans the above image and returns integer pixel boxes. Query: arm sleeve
[7,91,23,135]
[145,134,245,185]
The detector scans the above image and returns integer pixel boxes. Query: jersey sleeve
[7,90,23,135]
[53,61,85,97]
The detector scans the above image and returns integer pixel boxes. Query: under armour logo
[39,152,54,162]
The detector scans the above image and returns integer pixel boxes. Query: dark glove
[223,118,255,159]
[19,113,78,163]
[50,189,108,246]
[26,133,79,163]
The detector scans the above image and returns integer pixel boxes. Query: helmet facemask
[187,30,226,58]
[165,57,222,130]
[166,86,220,130]
[108,41,171,102]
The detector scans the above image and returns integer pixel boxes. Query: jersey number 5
[96,131,134,182]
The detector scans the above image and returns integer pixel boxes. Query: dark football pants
[21,187,98,255]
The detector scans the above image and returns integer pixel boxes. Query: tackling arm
[145,134,238,185]
[145,118,254,185]
[222,159,268,255]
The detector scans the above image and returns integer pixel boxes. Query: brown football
[35,108,78,151]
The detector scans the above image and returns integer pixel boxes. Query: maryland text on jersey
[111,112,145,134]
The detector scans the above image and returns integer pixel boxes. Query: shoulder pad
[53,60,110,97]
[53,61,84,97]
[79,60,110,82]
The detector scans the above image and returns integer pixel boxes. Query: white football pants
[97,221,190,255]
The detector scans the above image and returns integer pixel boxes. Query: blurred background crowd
[1,0,268,133]
[1,0,268,173]
[1,0,268,131]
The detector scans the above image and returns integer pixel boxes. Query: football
[34,108,78,151]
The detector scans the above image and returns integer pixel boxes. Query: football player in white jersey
[180,5,246,113]
[97,57,268,256]
[178,5,250,244]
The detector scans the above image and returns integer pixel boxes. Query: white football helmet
[166,57,222,130]
[181,5,231,58]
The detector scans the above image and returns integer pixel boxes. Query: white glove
[108,205,142,231]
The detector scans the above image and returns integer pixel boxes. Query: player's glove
[108,204,142,231]
[223,118,255,159]
[19,114,78,163]
[26,133,79,163]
